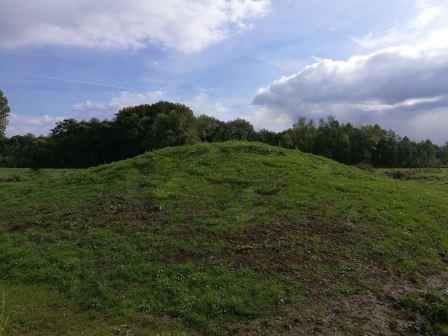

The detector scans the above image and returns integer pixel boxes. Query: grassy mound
[1,141,448,335]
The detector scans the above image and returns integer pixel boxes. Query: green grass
[1,141,448,335]
[376,168,448,196]
[400,291,448,335]
[0,292,9,336]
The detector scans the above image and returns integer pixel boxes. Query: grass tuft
[0,293,9,336]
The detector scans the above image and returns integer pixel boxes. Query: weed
[0,293,9,336]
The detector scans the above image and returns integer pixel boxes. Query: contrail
[29,74,139,91]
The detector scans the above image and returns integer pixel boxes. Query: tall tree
[227,118,256,141]
[0,90,10,137]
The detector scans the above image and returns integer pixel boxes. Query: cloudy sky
[1,0,448,143]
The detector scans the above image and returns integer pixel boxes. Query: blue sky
[1,0,448,143]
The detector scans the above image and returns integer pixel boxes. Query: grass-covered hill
[1,141,448,335]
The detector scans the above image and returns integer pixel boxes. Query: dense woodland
[1,100,447,169]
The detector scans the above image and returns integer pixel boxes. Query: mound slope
[1,142,447,335]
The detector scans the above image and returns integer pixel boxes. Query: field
[1,142,448,335]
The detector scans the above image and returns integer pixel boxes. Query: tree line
[1,100,447,169]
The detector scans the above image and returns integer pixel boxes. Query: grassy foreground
[1,142,448,335]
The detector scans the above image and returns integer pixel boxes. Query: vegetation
[400,291,448,335]
[1,141,448,334]
[0,293,9,336]
[1,100,447,169]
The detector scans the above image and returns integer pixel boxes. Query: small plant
[387,316,398,331]
[0,293,9,336]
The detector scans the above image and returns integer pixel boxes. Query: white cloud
[0,0,270,53]
[354,0,445,48]
[7,90,165,136]
[73,90,164,117]
[252,29,448,143]
[185,92,232,120]
[413,0,445,28]
[245,106,293,131]
[6,113,66,136]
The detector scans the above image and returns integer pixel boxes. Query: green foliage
[281,116,443,167]
[227,118,256,141]
[1,102,446,169]
[196,115,227,142]
[150,105,199,148]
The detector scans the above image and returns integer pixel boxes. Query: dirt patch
[316,271,448,336]
[258,275,435,335]
[221,213,448,335]
[222,214,357,274]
